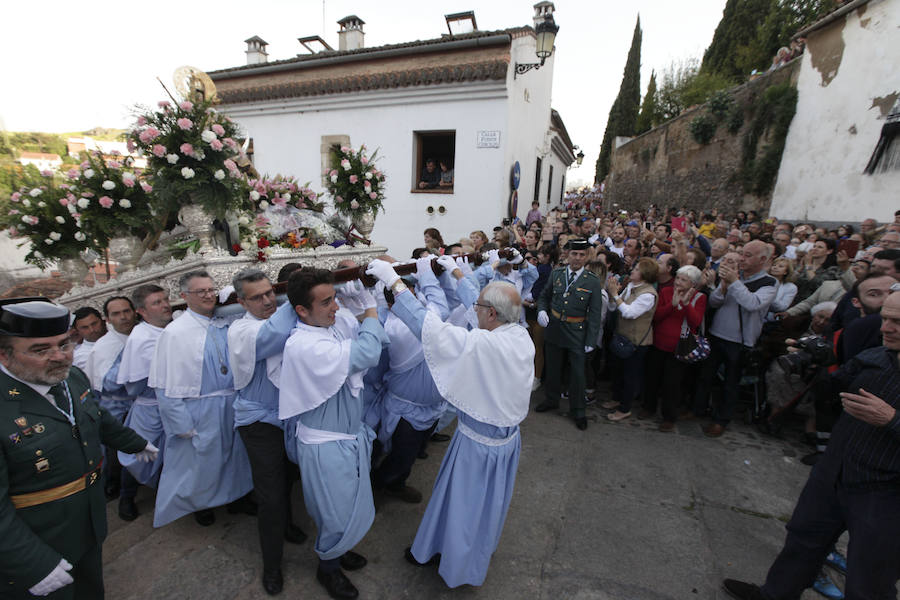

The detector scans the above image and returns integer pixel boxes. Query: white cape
[149,310,229,398]
[420,311,534,427]
[227,312,282,391]
[278,309,363,419]
[116,321,164,385]
[86,329,128,391]
[384,312,424,373]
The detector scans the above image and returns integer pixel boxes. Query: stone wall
[605,59,800,216]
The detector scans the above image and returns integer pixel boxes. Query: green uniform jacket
[537,267,606,351]
[0,367,147,594]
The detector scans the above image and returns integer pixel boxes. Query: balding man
[700,240,777,437]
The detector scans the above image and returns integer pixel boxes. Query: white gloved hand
[509,248,524,265]
[584,346,595,353]
[436,255,458,275]
[455,256,474,276]
[134,441,159,463]
[218,285,235,304]
[176,429,198,440]
[29,559,73,596]
[487,249,500,266]
[416,255,436,278]
[537,310,550,328]
[337,280,377,316]
[366,259,400,287]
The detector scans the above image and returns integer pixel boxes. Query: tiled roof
[218,60,509,104]
[19,152,62,160]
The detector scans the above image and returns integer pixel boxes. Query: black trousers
[642,347,686,422]
[544,342,587,418]
[695,335,743,425]
[373,419,436,489]
[10,543,104,599]
[238,422,298,571]
[761,475,900,599]
[610,345,649,413]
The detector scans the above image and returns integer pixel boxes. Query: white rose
[330,175,338,183]
[29,188,42,197]
[74,232,86,241]
[214,169,225,180]
[240,241,252,251]
[350,200,360,209]
[49,232,61,241]
[365,172,373,180]
[102,180,115,190]
[44,238,54,245]
[83,169,95,178]
[119,199,131,208]
[238,216,250,226]
[201,130,217,143]
[250,190,260,201]
[77,198,90,209]
[167,154,180,164]
[55,216,65,224]
[181,167,195,179]
[67,204,77,214]
[33,251,43,259]
[259,200,269,209]
[22,199,31,208]
[37,201,46,208]
[21,215,31,223]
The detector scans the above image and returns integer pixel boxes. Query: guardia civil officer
[535,239,607,430]
[0,298,157,599]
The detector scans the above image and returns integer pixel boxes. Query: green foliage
[708,90,733,119]
[727,104,745,133]
[596,16,643,183]
[635,71,659,135]
[739,83,798,194]
[656,59,733,121]
[690,113,718,145]
[7,132,68,158]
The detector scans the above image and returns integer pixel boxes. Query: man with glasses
[0,297,157,598]
[149,271,253,528]
[226,268,307,596]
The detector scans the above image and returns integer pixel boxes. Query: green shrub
[690,113,718,145]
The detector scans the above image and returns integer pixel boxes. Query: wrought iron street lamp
[514,16,559,79]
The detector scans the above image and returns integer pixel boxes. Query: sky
[1,0,727,187]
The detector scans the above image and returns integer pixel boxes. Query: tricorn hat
[0,297,71,338]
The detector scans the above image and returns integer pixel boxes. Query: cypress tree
[635,70,658,135]
[701,0,772,82]
[595,16,642,183]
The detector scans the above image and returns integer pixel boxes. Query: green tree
[701,0,772,81]
[595,16,642,183]
[635,71,659,134]
[656,58,733,121]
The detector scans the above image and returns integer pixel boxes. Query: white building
[770,0,899,224]
[17,152,62,171]
[209,5,575,257]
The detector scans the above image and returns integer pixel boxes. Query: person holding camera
[723,290,900,600]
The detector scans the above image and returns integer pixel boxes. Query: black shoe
[285,523,308,544]
[801,451,822,466]
[194,509,215,526]
[535,402,559,413]
[118,497,139,521]
[316,567,358,599]
[340,551,367,571]
[722,579,765,600]
[417,449,428,459]
[430,433,451,442]
[262,568,283,596]
[404,546,439,567]
[384,484,423,504]
[227,494,258,515]
[575,417,588,430]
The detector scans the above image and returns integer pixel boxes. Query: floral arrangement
[246,174,323,213]
[127,96,249,218]
[71,150,157,247]
[232,213,318,262]
[325,145,386,218]
[2,171,92,268]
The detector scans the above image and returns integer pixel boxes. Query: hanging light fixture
[515,16,559,79]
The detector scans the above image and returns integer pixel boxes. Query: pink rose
[349,175,358,184]
[59,198,69,207]
[157,101,170,108]
[179,101,194,111]
[66,169,79,180]
[180,143,194,156]
[211,124,225,136]
[223,159,237,173]
[137,116,147,126]
[10,192,20,202]
[340,146,350,153]
[122,178,135,188]
[81,191,94,198]
[152,144,166,157]
[223,138,236,149]
[126,139,136,153]
[99,196,114,208]
[329,170,337,177]
[139,127,160,143]
[176,118,193,130]
[361,157,369,165]
[108,161,122,169]
[369,192,378,200]
[209,139,223,151]
[140,182,153,193]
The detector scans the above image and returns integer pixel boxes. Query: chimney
[337,15,365,51]
[533,1,555,27]
[244,35,269,65]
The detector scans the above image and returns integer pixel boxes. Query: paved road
[102,387,838,599]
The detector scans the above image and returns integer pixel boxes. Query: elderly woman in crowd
[795,238,841,301]
[603,257,659,422]
[639,265,706,431]
[766,257,798,321]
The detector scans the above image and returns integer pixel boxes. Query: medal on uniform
[8,433,21,444]
[22,427,33,437]
[14,417,27,428]
[33,423,45,434]
[34,457,50,473]
[9,389,20,396]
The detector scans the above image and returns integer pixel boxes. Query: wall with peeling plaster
[770,0,900,223]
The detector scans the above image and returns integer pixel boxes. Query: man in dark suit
[0,298,156,599]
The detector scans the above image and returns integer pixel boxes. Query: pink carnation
[179,101,194,111]
[369,192,378,200]
[139,127,160,143]
[122,177,135,188]
[137,116,147,126]
[108,160,122,169]
[157,101,170,108]
[176,118,193,130]
[66,169,79,179]
[140,182,153,193]
[211,124,225,136]
[223,159,238,173]
[81,191,94,198]
[361,157,369,165]
[329,170,337,177]
[126,139,136,153]
[180,143,195,156]
[349,175,358,184]
[223,138,237,149]
[152,144,166,157]
[209,139,223,151]
[59,198,69,207]
[99,196,114,208]
[10,192,20,202]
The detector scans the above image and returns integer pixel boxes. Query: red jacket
[652,286,707,352]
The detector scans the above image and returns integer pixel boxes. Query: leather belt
[551,309,585,323]
[10,460,103,509]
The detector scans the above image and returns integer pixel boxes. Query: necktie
[49,384,68,411]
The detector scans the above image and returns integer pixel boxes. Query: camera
[502,218,510,226]
[776,335,834,377]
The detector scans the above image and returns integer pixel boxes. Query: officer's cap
[0,297,71,338]
[566,239,591,251]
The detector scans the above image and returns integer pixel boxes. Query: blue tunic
[97,353,134,421]
[115,370,165,488]
[392,290,524,587]
[153,317,253,527]
[287,317,388,560]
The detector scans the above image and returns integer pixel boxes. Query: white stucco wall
[770,0,900,223]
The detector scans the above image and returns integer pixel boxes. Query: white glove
[337,280,377,316]
[584,346,594,353]
[487,249,500,266]
[366,259,400,287]
[218,285,235,304]
[134,441,159,463]
[416,256,435,279]
[455,256,474,276]
[537,310,549,328]
[176,429,198,440]
[509,249,524,265]
[436,255,458,275]
[29,559,73,596]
